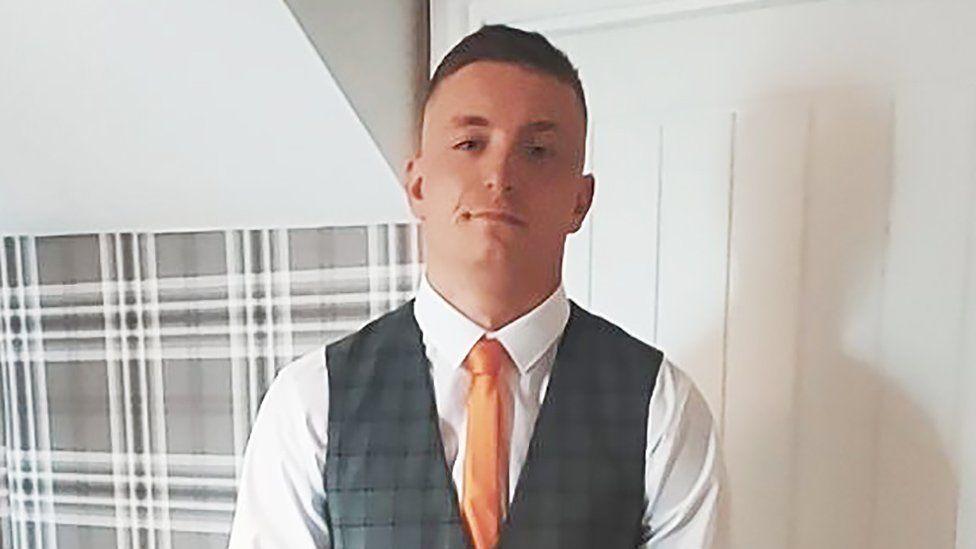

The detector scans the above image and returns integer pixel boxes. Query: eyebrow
[450,115,490,128]
[449,115,559,133]
[524,120,558,132]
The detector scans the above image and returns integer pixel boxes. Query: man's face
[404,60,594,273]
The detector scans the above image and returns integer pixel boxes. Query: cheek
[420,171,468,219]
[531,193,579,229]
[427,160,481,202]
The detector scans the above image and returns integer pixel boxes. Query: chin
[465,241,530,266]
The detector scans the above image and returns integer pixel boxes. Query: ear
[402,155,426,221]
[568,173,595,233]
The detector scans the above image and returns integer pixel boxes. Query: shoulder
[655,355,699,400]
[324,299,416,360]
[649,354,717,445]
[258,344,329,426]
[565,302,712,425]
[273,344,328,393]
[569,300,665,368]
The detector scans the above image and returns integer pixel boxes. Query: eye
[453,139,482,151]
[525,144,550,158]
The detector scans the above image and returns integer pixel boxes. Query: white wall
[0,0,412,236]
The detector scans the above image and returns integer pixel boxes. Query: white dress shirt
[228,274,722,548]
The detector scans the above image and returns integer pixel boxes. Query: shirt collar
[413,271,570,374]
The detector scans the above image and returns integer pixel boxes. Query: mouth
[467,210,526,226]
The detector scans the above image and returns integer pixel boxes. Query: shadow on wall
[791,351,957,548]
[713,89,960,549]
[789,90,958,549]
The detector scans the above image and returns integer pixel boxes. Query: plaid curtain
[0,224,424,548]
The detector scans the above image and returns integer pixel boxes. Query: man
[229,24,721,548]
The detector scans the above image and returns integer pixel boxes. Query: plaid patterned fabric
[0,224,424,549]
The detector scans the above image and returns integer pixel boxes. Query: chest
[428,340,554,501]
[321,300,660,548]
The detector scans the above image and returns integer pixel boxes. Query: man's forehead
[425,62,580,115]
[436,60,568,94]
[448,114,560,133]
[419,61,586,150]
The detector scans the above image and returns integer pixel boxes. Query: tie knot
[464,337,509,377]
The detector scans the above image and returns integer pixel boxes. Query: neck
[424,255,562,331]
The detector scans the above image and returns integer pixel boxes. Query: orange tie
[461,336,510,549]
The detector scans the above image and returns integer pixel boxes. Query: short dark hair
[421,24,587,129]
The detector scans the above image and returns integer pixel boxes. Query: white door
[431,1,976,548]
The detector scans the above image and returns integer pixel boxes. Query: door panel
[723,101,808,549]
[655,113,734,422]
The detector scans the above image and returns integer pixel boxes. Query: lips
[470,210,526,226]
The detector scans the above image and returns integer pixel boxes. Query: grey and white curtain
[0,224,424,548]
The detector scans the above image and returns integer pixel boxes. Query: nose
[484,148,517,193]
[485,179,513,193]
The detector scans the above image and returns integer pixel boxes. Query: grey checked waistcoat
[323,298,662,549]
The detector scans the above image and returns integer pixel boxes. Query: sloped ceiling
[0,0,412,235]
[283,0,428,176]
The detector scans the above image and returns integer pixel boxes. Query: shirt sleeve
[227,346,331,549]
[639,355,723,548]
